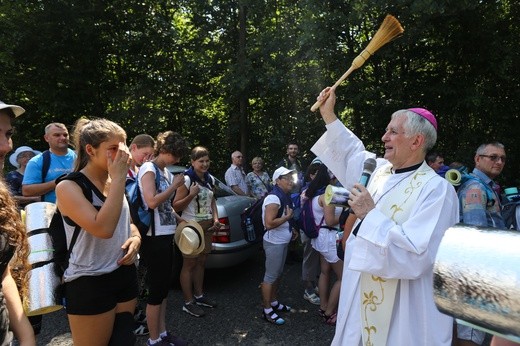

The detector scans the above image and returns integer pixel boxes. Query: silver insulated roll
[434,224,520,341]
[24,202,64,316]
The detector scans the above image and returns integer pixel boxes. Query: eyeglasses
[280,176,293,181]
[479,154,506,163]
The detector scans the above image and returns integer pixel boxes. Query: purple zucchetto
[408,108,437,131]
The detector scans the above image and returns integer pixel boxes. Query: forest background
[1,1,519,187]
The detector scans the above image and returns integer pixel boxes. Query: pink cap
[408,108,437,131]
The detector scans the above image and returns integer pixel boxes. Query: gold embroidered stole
[360,162,437,346]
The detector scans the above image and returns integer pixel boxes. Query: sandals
[324,312,337,326]
[263,310,285,325]
[318,308,326,319]
[271,302,291,312]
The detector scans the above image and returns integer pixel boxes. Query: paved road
[33,247,336,345]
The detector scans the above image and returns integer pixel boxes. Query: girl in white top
[173,146,221,317]
[305,164,343,326]
[56,118,141,345]
[137,131,188,346]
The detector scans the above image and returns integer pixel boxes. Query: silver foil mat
[25,202,63,315]
[25,202,55,231]
[434,224,520,339]
[27,233,54,264]
[26,263,63,316]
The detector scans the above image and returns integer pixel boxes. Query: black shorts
[140,234,174,305]
[65,265,138,315]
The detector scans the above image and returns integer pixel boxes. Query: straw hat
[174,220,205,256]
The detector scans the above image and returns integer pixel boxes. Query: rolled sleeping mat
[445,169,462,186]
[24,202,64,316]
[433,224,520,343]
[324,184,350,208]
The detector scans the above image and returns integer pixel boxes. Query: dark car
[168,165,260,269]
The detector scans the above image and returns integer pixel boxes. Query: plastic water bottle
[246,217,256,241]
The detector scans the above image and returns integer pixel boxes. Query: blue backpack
[126,164,161,236]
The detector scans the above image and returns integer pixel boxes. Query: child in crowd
[126,133,155,336]
[138,131,188,346]
[173,146,221,317]
[305,164,343,326]
[128,134,156,181]
[55,118,142,345]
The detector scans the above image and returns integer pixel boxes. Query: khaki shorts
[183,219,213,259]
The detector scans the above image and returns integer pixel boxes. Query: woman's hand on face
[108,142,131,180]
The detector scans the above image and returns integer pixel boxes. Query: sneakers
[304,291,321,305]
[195,295,217,308]
[134,309,147,323]
[134,322,149,336]
[161,332,188,346]
[182,302,205,317]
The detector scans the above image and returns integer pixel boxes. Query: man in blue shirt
[22,122,76,203]
[456,141,506,345]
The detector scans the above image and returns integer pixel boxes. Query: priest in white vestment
[311,87,459,346]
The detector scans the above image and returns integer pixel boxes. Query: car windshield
[167,165,234,198]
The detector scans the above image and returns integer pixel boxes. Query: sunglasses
[479,154,506,163]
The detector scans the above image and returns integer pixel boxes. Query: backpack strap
[41,150,51,182]
[56,172,95,257]
[149,163,162,236]
[462,174,496,207]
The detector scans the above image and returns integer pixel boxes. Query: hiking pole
[310,14,404,112]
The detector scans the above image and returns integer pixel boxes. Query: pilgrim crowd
[0,88,518,346]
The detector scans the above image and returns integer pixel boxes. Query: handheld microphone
[358,158,377,187]
[349,157,377,214]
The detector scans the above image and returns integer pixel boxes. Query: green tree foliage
[1,0,519,185]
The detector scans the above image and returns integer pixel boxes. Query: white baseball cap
[272,166,295,182]
[0,101,25,118]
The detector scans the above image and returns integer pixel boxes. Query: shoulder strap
[255,172,269,190]
[463,174,496,207]
[153,163,162,186]
[41,150,51,181]
[56,172,95,253]
[150,163,163,236]
[269,188,288,219]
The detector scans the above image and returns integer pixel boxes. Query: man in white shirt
[224,151,249,196]
[312,87,458,346]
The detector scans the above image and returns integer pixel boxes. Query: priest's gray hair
[391,110,437,152]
